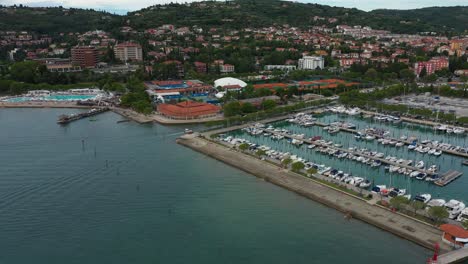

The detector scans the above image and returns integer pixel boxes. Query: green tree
[281,158,292,168]
[10,61,40,83]
[241,102,256,114]
[409,200,425,214]
[399,69,416,82]
[223,101,242,117]
[425,74,438,83]
[261,99,277,110]
[291,161,305,172]
[307,168,317,175]
[463,220,468,230]
[255,149,266,157]
[365,68,378,80]
[419,67,427,78]
[238,143,249,151]
[390,196,410,211]
[428,206,449,224]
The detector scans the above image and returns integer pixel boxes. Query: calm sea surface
[0,108,432,264]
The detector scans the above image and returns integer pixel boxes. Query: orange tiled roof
[440,224,468,238]
[158,101,221,118]
[253,83,289,89]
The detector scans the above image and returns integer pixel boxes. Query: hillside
[0,1,467,34]
[371,6,468,33]
[0,6,121,33]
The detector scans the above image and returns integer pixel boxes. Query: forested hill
[370,6,468,33]
[0,1,467,34]
[127,0,468,34]
[0,6,121,33]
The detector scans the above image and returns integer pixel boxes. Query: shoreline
[177,134,452,253]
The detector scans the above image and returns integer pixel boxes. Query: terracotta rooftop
[440,224,468,238]
[158,101,221,118]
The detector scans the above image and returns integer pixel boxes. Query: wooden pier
[434,170,463,187]
[57,107,109,125]
[264,129,435,176]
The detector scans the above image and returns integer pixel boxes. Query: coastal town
[0,1,468,263]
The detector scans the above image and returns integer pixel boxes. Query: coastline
[177,134,452,253]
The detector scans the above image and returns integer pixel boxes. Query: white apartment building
[298,56,325,70]
[114,42,143,62]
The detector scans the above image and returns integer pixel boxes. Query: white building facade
[298,56,325,70]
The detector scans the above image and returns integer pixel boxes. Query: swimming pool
[158,84,189,89]
[3,95,97,102]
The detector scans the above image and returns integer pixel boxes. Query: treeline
[207,99,332,128]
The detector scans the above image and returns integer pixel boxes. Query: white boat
[453,127,465,134]
[444,200,466,219]
[371,185,386,194]
[426,199,446,209]
[388,188,406,198]
[359,179,371,188]
[414,194,432,204]
[457,208,468,223]
[353,177,364,186]
[415,161,425,169]
[408,145,417,150]
[433,150,442,156]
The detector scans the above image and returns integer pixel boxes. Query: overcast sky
[1,0,467,14]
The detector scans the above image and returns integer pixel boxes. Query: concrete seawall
[177,135,451,253]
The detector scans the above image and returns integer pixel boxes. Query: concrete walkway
[178,135,452,253]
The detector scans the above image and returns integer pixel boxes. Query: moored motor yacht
[444,200,466,219]
[457,208,468,223]
[426,199,446,210]
[414,194,432,204]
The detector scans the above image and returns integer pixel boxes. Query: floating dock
[310,121,468,159]
[264,129,436,176]
[57,107,109,125]
[434,170,463,187]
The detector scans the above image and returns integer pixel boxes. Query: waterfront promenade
[177,134,452,252]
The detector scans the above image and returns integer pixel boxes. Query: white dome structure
[214,77,247,88]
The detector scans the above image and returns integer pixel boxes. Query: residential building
[414,57,449,76]
[220,63,235,74]
[114,42,143,62]
[298,56,324,70]
[194,61,207,73]
[71,46,99,68]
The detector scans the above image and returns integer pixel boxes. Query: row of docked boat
[328,106,362,115]
[373,114,402,124]
[219,134,467,223]
[286,112,316,126]
[434,124,465,134]
[218,135,373,190]
[416,139,468,155]
[407,144,443,156]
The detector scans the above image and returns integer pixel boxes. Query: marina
[216,108,468,224]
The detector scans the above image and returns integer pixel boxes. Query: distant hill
[370,6,468,33]
[0,6,121,33]
[0,1,467,34]
[127,0,468,34]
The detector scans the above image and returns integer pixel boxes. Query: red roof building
[440,224,468,249]
[157,101,221,120]
[414,57,449,76]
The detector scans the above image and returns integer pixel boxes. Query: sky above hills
[2,0,467,14]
